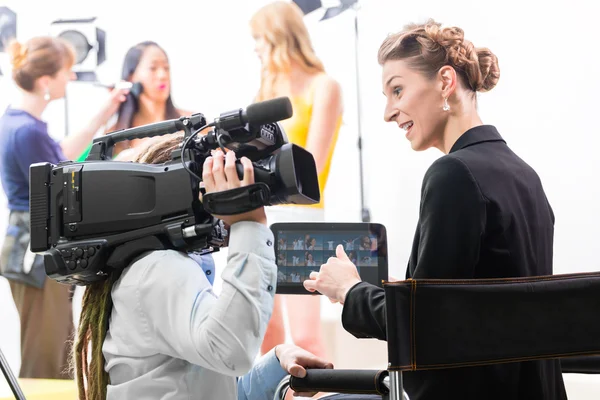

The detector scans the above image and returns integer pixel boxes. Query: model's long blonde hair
[250,1,325,101]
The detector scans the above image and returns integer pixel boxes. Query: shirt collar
[449,125,505,154]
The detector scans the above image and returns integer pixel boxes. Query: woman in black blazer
[304,19,566,400]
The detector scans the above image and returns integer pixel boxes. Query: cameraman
[74,135,332,400]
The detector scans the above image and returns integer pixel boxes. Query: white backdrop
[1,0,600,390]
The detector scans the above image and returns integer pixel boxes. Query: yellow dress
[279,81,342,209]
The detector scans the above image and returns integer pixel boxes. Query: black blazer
[342,125,567,400]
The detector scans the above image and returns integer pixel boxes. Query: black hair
[114,41,179,131]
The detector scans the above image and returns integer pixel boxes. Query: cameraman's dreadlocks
[73,133,184,400]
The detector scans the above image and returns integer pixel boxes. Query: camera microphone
[213,97,293,131]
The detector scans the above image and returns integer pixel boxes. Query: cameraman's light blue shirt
[103,222,287,399]
[186,251,288,399]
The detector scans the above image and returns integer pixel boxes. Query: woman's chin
[410,139,428,152]
[408,138,420,150]
[144,91,170,103]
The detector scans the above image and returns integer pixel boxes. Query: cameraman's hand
[275,344,334,397]
[202,149,267,226]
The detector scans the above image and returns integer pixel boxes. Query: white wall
[1,0,599,394]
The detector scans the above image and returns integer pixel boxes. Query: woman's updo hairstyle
[378,19,500,92]
[7,36,74,92]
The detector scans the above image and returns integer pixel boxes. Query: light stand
[0,345,25,400]
[64,91,70,137]
[321,2,370,222]
[350,4,370,222]
[296,0,371,222]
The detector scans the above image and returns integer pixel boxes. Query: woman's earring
[44,88,50,101]
[443,97,450,111]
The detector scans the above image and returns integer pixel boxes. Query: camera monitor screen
[270,223,388,295]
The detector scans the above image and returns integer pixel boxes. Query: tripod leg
[0,346,26,400]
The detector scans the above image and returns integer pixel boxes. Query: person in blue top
[0,36,128,379]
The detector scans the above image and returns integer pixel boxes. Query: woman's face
[382,59,448,151]
[131,46,171,102]
[46,65,75,101]
[253,35,270,66]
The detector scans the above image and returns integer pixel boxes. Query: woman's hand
[99,85,130,121]
[59,85,130,160]
[303,245,361,304]
[202,149,267,227]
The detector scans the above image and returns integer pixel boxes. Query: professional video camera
[29,97,320,286]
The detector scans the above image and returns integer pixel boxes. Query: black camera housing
[29,98,320,285]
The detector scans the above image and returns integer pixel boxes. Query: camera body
[29,98,320,285]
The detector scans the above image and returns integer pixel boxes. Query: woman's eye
[393,87,402,97]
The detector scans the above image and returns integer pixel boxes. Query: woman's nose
[384,103,398,122]
[157,68,168,79]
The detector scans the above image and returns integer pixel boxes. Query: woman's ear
[438,65,457,99]
[36,76,51,94]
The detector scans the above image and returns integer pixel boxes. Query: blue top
[0,108,66,211]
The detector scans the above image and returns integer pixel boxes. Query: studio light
[49,17,106,82]
[0,6,18,77]
[319,0,357,21]
[293,0,323,15]
[0,7,17,53]
[292,0,358,20]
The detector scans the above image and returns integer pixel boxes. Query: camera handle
[87,113,207,161]
[202,183,271,216]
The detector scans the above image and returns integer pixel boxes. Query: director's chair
[275,272,600,399]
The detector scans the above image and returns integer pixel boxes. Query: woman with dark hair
[305,252,316,267]
[114,41,180,130]
[358,236,371,251]
[84,41,191,160]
